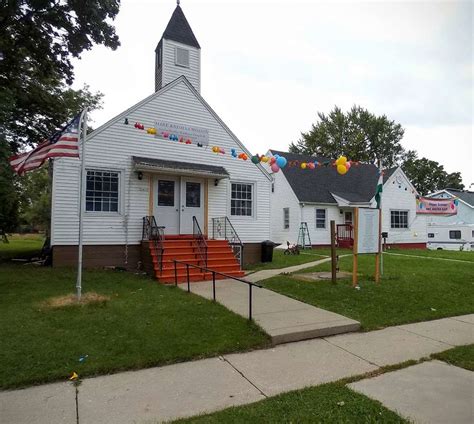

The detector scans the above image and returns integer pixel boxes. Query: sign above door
[154,120,209,146]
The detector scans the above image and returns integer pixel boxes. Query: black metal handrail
[142,216,165,272]
[211,216,244,268]
[192,216,208,267]
[173,259,262,321]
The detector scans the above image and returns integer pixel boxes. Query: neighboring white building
[51,5,272,268]
[424,189,474,225]
[269,150,427,248]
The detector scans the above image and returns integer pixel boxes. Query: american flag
[9,112,83,175]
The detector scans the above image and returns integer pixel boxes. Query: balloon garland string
[124,118,374,175]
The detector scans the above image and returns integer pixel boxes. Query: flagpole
[379,158,383,276]
[76,108,88,301]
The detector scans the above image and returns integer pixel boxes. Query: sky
[71,0,473,187]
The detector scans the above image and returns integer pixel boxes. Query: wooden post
[374,208,382,283]
[330,220,337,284]
[352,208,358,287]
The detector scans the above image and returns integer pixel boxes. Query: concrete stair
[148,235,244,283]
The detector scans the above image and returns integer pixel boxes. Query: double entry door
[153,175,205,234]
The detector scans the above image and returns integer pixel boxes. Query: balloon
[345,162,351,170]
[212,146,219,153]
[271,163,280,173]
[261,156,268,163]
[241,153,248,160]
[301,162,307,169]
[314,161,319,167]
[337,164,348,175]
[270,157,276,165]
[231,148,237,157]
[336,156,347,166]
[251,155,260,164]
[276,156,287,168]
[307,162,315,170]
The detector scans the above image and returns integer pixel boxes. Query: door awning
[132,156,230,179]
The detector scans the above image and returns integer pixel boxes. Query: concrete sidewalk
[350,360,474,424]
[1,314,472,424]
[179,256,360,345]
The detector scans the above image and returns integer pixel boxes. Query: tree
[18,166,52,232]
[0,138,19,232]
[1,0,120,151]
[290,106,405,167]
[402,153,464,195]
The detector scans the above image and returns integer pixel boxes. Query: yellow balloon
[261,156,269,163]
[336,156,347,166]
[301,162,307,169]
[337,164,348,175]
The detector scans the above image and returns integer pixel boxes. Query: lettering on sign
[154,120,209,146]
[416,197,457,215]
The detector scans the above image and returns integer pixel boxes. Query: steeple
[155,4,201,92]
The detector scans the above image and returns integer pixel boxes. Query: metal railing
[173,259,262,321]
[142,216,165,272]
[192,216,208,267]
[336,224,353,248]
[211,216,244,268]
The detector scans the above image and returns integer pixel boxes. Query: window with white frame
[315,208,326,229]
[283,208,290,229]
[175,47,190,67]
[390,210,408,229]
[86,170,120,212]
[231,183,253,216]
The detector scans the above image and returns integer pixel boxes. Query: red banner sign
[416,197,457,214]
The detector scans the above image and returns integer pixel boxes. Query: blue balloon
[276,156,287,168]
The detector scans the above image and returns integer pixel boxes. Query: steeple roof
[160,5,200,49]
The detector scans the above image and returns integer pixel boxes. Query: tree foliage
[290,106,405,167]
[18,166,51,231]
[401,151,464,195]
[0,138,19,232]
[0,0,120,151]
[291,105,465,195]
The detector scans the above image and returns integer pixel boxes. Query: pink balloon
[345,162,351,170]
[271,163,280,173]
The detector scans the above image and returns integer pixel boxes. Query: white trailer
[426,223,474,251]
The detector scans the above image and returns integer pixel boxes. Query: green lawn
[174,382,407,423]
[245,248,351,272]
[0,264,269,389]
[0,233,44,262]
[388,248,474,262]
[261,252,474,330]
[432,344,474,371]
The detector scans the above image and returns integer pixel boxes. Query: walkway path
[1,315,472,423]
[385,251,474,264]
[181,256,360,345]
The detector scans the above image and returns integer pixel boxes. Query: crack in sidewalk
[220,356,268,398]
[322,337,381,367]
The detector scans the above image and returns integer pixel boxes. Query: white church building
[50,5,272,279]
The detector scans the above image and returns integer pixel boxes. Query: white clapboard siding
[381,168,427,244]
[162,39,200,92]
[301,204,341,245]
[51,77,271,246]
[270,170,302,245]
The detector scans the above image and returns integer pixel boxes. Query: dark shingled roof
[383,167,397,183]
[446,189,474,207]
[133,156,228,178]
[270,150,381,204]
[160,5,200,49]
